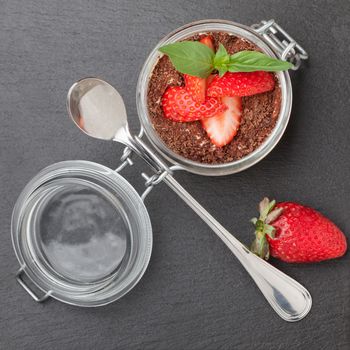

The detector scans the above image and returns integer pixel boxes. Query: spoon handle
[163,173,312,322]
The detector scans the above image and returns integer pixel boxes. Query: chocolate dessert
[147,33,282,164]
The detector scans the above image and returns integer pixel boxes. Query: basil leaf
[213,43,229,67]
[159,42,215,78]
[217,65,228,77]
[228,51,293,72]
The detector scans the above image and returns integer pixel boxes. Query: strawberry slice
[201,96,242,147]
[206,74,215,86]
[162,90,182,121]
[184,75,207,103]
[184,35,215,103]
[162,86,227,122]
[207,71,275,97]
[199,35,215,51]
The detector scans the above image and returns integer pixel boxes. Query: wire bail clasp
[252,19,308,70]
[141,170,169,200]
[114,127,181,200]
[115,128,144,172]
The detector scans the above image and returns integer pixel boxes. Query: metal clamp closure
[141,165,182,200]
[113,128,183,200]
[252,19,308,70]
[16,267,52,303]
[115,128,144,173]
[141,170,170,200]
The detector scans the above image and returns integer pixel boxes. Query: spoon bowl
[67,78,130,143]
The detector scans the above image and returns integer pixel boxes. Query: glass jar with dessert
[137,19,308,175]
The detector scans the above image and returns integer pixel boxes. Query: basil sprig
[159,42,292,78]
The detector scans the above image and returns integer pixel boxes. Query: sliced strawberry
[201,96,242,147]
[183,36,215,103]
[206,74,215,86]
[207,71,275,97]
[184,75,207,103]
[199,35,215,51]
[162,89,182,121]
[162,86,227,122]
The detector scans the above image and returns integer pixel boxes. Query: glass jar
[12,161,153,306]
[136,19,307,176]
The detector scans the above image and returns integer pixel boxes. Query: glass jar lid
[12,160,152,307]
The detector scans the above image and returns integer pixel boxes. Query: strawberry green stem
[250,197,283,260]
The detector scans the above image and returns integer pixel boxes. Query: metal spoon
[67,77,312,322]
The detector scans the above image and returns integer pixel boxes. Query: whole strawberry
[251,198,347,263]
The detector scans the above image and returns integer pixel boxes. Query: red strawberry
[201,96,242,147]
[161,86,227,122]
[184,36,215,103]
[251,198,347,263]
[207,71,275,97]
[184,75,207,103]
[202,35,220,91]
[200,35,215,51]
[206,74,215,86]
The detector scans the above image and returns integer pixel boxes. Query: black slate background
[0,1,349,349]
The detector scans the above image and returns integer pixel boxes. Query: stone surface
[0,1,349,349]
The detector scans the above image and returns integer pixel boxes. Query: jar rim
[11,160,153,307]
[136,19,292,176]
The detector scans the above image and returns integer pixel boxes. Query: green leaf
[264,224,276,238]
[159,42,215,78]
[213,44,229,66]
[228,50,293,72]
[267,199,276,213]
[216,44,229,59]
[250,217,258,225]
[266,207,283,224]
[251,235,270,260]
[213,44,230,76]
[217,65,228,77]
[259,197,271,220]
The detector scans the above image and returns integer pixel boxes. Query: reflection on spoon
[67,78,129,141]
[78,84,127,140]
